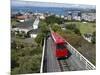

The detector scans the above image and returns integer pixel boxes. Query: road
[45,37,61,72]
[43,36,87,72]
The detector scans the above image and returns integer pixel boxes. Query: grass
[65,22,96,34]
[11,19,19,26]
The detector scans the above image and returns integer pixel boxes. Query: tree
[51,24,61,32]
[65,24,81,35]
[35,33,44,46]
[45,15,63,24]
[11,41,17,49]
[20,31,27,39]
[11,40,42,74]
[39,22,49,36]
[91,31,96,44]
[66,24,76,30]
[73,28,81,35]
[11,50,19,69]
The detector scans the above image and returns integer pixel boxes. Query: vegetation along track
[58,59,71,71]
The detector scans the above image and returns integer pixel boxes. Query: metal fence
[40,38,46,73]
[66,41,96,70]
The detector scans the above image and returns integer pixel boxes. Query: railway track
[58,59,71,71]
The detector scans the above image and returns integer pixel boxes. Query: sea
[11,6,81,15]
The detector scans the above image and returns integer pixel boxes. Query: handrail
[66,41,96,70]
[40,38,46,73]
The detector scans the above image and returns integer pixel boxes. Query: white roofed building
[33,17,40,29]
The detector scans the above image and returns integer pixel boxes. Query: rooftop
[16,19,34,29]
[52,32,65,44]
[28,29,39,34]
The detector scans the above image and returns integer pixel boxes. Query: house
[61,15,64,18]
[39,15,45,20]
[11,17,40,38]
[16,15,28,22]
[28,29,39,38]
[33,17,39,29]
[11,19,34,34]
[64,16,68,20]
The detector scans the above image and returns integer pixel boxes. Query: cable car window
[56,44,66,49]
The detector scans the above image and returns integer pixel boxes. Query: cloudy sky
[14,0,96,5]
[11,0,96,8]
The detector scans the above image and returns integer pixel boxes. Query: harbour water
[11,6,81,15]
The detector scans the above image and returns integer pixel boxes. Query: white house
[30,34,37,38]
[28,29,38,38]
[11,28,29,34]
[39,15,45,20]
[33,17,39,29]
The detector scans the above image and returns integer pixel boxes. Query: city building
[67,15,72,20]
[81,13,96,21]
[72,16,81,21]
[64,16,68,20]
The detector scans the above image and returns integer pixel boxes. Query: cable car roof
[51,32,65,44]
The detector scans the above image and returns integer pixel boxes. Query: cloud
[11,0,96,9]
[21,0,96,5]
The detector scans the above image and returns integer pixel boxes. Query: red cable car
[51,32,69,59]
